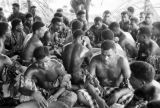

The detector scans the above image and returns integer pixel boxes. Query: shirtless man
[137,26,160,61]
[87,40,132,108]
[125,61,160,108]
[22,21,46,65]
[109,22,138,59]
[0,22,12,81]
[16,46,77,108]
[62,29,91,85]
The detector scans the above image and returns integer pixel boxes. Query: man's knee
[58,91,77,107]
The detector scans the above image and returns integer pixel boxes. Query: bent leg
[58,90,77,108]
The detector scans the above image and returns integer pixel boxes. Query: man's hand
[47,95,57,103]
[32,91,48,108]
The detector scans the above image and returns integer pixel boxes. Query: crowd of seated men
[0,3,160,108]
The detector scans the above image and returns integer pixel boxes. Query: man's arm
[120,57,132,88]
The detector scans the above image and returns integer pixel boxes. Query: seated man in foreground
[125,61,160,108]
[16,46,77,108]
[86,40,133,108]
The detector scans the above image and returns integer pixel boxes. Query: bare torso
[23,35,43,61]
[91,55,124,87]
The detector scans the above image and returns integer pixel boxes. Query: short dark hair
[101,30,114,40]
[57,8,63,13]
[101,40,116,50]
[32,21,45,33]
[33,46,49,60]
[146,12,153,16]
[121,11,129,16]
[12,3,20,8]
[51,17,62,25]
[30,6,36,9]
[103,10,111,15]
[109,22,120,30]
[54,12,63,18]
[131,17,139,24]
[0,22,8,37]
[130,61,155,83]
[140,12,145,15]
[127,6,134,13]
[0,7,3,11]
[139,27,151,37]
[94,16,102,22]
[25,13,33,19]
[73,29,84,39]
[77,10,85,16]
[71,20,83,32]
[11,18,22,31]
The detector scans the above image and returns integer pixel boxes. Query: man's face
[140,14,145,22]
[94,21,102,29]
[12,6,19,13]
[112,27,120,35]
[16,22,23,32]
[31,8,36,15]
[137,33,146,44]
[26,17,34,25]
[145,14,153,24]
[103,13,111,21]
[77,14,86,21]
[122,14,129,22]
[130,76,145,89]
[130,21,138,30]
[0,38,4,53]
[101,49,116,65]
[52,22,62,32]
[38,26,47,38]
[0,10,3,17]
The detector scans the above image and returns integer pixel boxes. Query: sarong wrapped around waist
[146,56,160,74]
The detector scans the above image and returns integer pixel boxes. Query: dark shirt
[131,29,138,41]
[5,31,25,56]
[8,12,25,23]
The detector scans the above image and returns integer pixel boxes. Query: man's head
[11,18,23,32]
[76,10,86,21]
[0,22,8,53]
[127,6,134,17]
[130,61,155,89]
[54,12,63,22]
[152,22,160,36]
[101,30,114,41]
[73,29,84,42]
[51,17,63,32]
[12,3,20,13]
[145,12,153,24]
[33,46,49,61]
[32,21,46,38]
[121,11,129,22]
[138,27,152,44]
[109,22,121,35]
[140,12,145,22]
[101,40,116,65]
[71,20,83,33]
[56,8,63,13]
[30,6,36,16]
[0,7,4,17]
[94,17,103,29]
[25,13,33,26]
[130,17,139,30]
[103,10,111,22]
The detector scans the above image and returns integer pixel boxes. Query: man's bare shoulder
[90,54,101,63]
